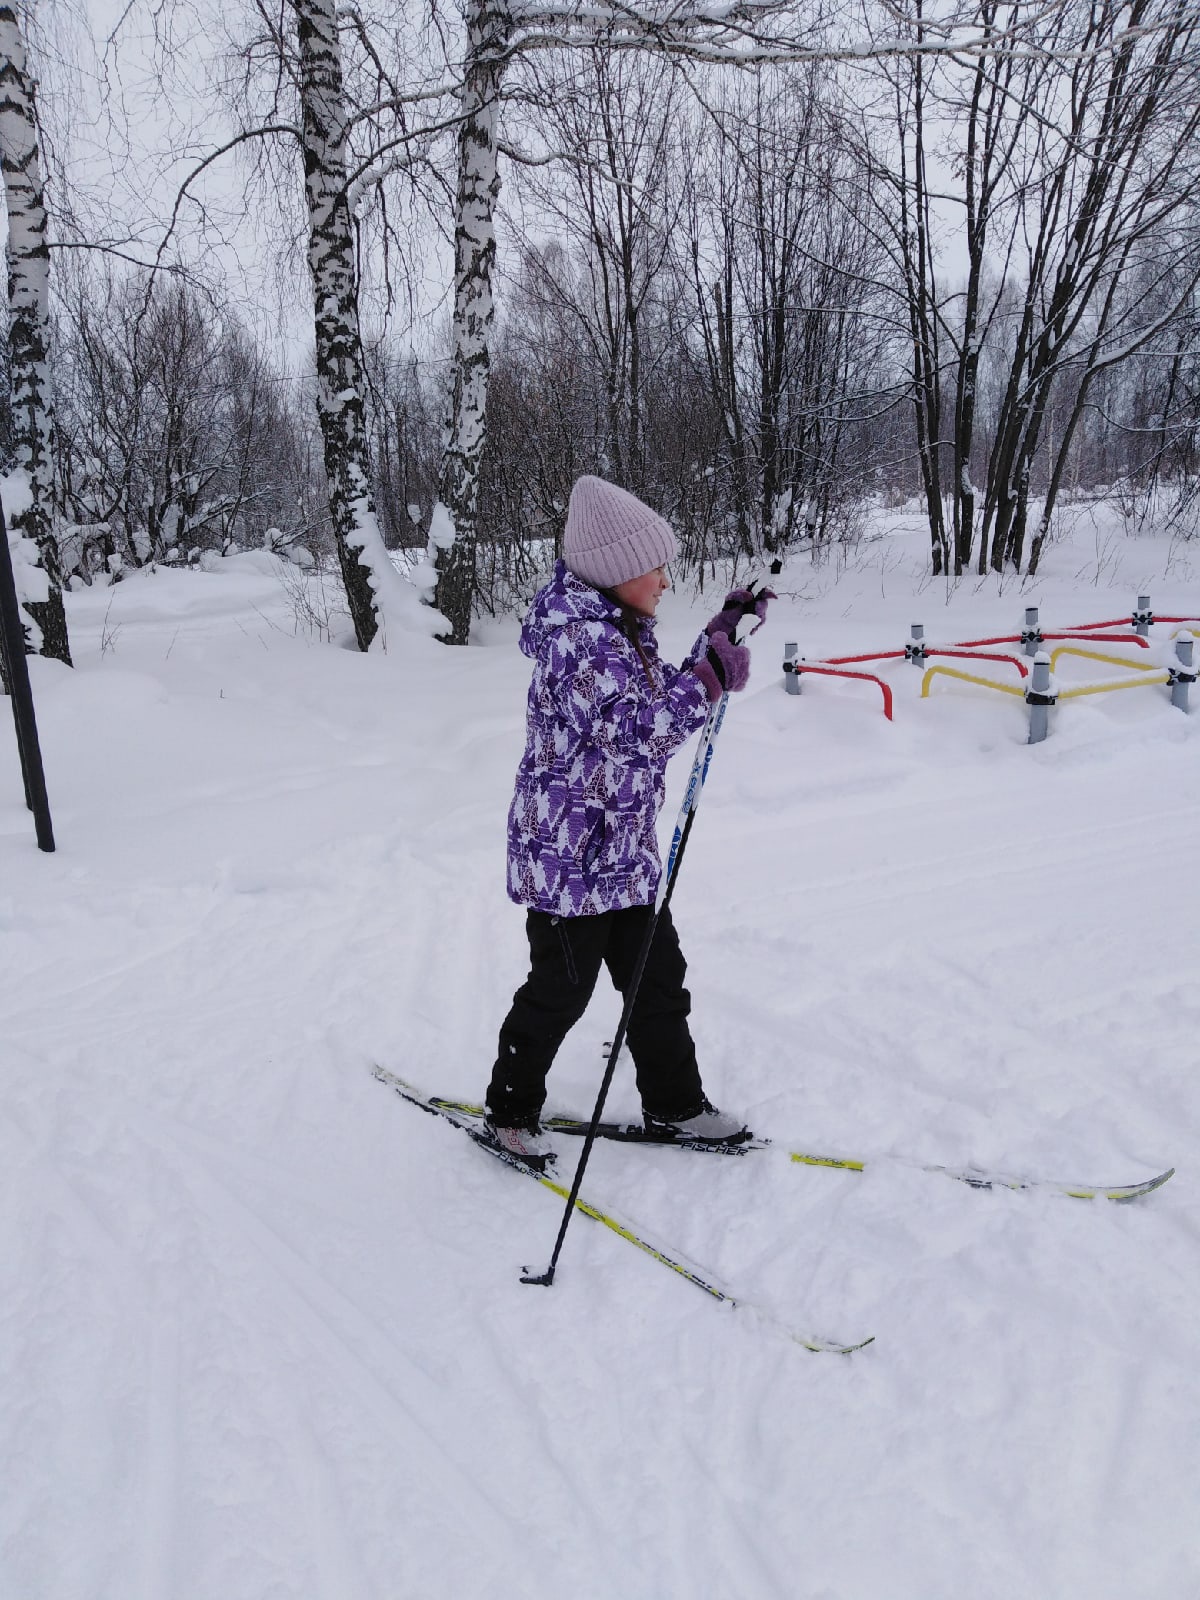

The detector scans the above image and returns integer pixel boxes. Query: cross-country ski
[373,1067,874,1354]
[378,1073,1175,1202]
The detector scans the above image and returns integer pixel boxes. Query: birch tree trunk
[431,0,512,645]
[294,0,386,651]
[0,3,70,666]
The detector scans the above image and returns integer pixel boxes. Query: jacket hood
[520,560,627,659]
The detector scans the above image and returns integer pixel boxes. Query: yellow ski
[372,1066,873,1355]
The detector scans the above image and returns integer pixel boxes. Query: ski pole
[522,579,773,1289]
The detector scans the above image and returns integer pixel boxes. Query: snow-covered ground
[4,511,1199,1599]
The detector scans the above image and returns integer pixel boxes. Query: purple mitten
[693,631,751,701]
[705,586,777,641]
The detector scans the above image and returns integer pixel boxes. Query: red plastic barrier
[1041,632,1148,648]
[792,664,894,720]
[1057,617,1130,632]
[952,633,1025,648]
[824,648,906,666]
[1058,615,1199,630]
[954,631,1148,650]
[926,648,1029,678]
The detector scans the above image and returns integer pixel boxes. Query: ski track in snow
[2,534,1199,1599]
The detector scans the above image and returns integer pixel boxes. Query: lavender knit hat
[563,475,677,590]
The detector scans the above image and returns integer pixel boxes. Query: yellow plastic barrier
[1049,644,1158,674]
[1169,625,1200,641]
[920,665,1025,699]
[1058,671,1168,700]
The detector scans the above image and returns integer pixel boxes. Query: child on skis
[485,474,770,1168]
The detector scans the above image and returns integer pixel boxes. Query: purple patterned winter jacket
[507,562,711,917]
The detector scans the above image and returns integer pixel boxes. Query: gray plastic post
[1172,637,1194,712]
[907,623,925,665]
[784,642,801,694]
[1023,606,1041,657]
[1135,595,1152,637]
[1027,653,1052,745]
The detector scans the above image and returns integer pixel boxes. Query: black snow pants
[486,905,704,1127]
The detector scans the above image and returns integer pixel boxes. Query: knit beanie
[562,475,677,590]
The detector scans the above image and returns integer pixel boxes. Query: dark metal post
[0,498,56,851]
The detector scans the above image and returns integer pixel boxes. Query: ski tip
[1107,1165,1175,1202]
[798,1332,876,1355]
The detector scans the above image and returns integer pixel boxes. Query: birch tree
[0,1,70,664]
[429,0,512,642]
[429,0,827,642]
[292,0,426,648]
[141,0,454,647]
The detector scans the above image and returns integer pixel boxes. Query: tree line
[2,0,1198,667]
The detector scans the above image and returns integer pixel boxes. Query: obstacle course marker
[783,593,1196,743]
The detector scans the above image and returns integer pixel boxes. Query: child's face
[613,565,670,618]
